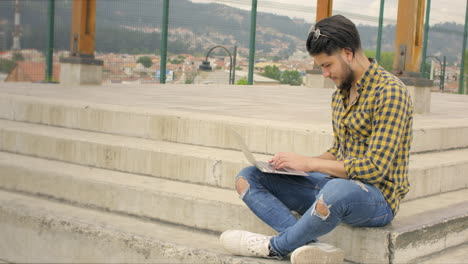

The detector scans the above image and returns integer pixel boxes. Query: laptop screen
[230,129,258,165]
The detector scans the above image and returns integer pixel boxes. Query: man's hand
[269,152,316,172]
[269,152,348,179]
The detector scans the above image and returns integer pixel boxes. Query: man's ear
[342,48,354,63]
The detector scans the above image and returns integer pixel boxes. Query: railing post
[45,0,55,82]
[160,0,169,84]
[376,0,385,62]
[442,56,446,92]
[459,1,468,94]
[248,0,257,85]
[420,0,431,78]
[232,45,237,85]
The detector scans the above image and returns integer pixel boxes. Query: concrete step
[1,93,468,155]
[0,151,270,235]
[1,152,467,263]
[419,242,468,264]
[0,119,467,199]
[322,191,468,263]
[0,189,285,264]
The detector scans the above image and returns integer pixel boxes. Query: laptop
[230,129,309,176]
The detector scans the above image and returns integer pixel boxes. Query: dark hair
[306,15,361,56]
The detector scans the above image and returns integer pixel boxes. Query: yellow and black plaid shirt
[327,59,413,215]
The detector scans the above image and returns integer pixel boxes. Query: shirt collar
[355,58,378,91]
[338,58,379,99]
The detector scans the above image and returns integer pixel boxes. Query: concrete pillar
[393,0,432,114]
[393,0,425,74]
[400,73,432,114]
[316,0,333,22]
[59,0,103,85]
[59,59,103,85]
[305,70,335,89]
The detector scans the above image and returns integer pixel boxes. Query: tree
[12,52,24,62]
[0,59,15,73]
[365,50,394,72]
[262,65,281,81]
[236,78,248,85]
[465,50,468,75]
[169,58,184,64]
[280,70,302,86]
[137,56,153,68]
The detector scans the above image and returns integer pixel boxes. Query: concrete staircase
[0,84,467,263]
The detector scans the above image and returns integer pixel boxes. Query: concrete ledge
[1,153,467,263]
[305,71,335,88]
[0,94,332,157]
[0,190,284,264]
[0,120,467,199]
[1,94,468,155]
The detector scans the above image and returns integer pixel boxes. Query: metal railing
[0,0,466,93]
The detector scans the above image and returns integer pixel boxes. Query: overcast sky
[191,0,466,26]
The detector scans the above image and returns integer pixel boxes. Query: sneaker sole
[290,245,345,264]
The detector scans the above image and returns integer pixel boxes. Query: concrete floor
[0,82,468,130]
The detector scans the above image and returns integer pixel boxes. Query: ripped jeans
[236,166,394,257]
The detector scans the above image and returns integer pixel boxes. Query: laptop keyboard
[257,161,287,172]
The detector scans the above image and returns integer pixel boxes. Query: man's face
[313,50,355,91]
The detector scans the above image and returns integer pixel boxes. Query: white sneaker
[290,242,345,264]
[219,230,274,258]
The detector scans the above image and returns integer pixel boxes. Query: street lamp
[425,55,446,92]
[199,45,237,84]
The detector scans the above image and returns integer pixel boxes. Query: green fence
[0,0,465,92]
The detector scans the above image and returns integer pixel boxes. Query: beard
[337,60,355,92]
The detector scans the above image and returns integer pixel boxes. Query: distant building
[6,61,60,82]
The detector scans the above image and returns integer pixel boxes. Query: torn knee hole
[316,199,329,216]
[311,195,331,220]
[236,177,250,195]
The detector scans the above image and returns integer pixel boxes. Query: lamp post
[199,45,237,85]
[426,55,446,92]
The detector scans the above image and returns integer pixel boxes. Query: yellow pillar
[316,0,333,22]
[70,0,97,58]
[59,0,102,85]
[307,0,334,87]
[393,0,426,74]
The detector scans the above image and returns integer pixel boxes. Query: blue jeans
[236,166,394,257]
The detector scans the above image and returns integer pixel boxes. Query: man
[219,15,414,263]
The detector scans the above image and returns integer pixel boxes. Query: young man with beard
[219,15,413,263]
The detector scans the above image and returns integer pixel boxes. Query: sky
[190,0,466,26]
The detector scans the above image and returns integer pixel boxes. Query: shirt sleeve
[344,84,411,184]
[326,92,340,159]
[326,121,340,158]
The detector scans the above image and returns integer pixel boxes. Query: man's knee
[312,195,331,220]
[316,198,329,216]
[236,177,250,196]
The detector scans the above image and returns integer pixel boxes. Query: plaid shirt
[327,60,413,215]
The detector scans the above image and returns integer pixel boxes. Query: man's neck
[351,53,371,86]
